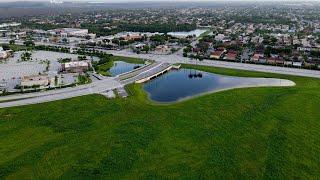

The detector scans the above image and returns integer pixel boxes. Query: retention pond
[109,61,142,76]
[143,68,295,103]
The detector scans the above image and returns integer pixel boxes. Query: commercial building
[48,28,89,37]
[0,22,21,29]
[119,33,142,41]
[61,61,90,73]
[21,75,50,87]
[155,45,171,54]
[0,47,8,59]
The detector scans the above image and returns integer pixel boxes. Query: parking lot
[0,51,85,91]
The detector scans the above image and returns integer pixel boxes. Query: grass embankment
[0,65,320,179]
[198,29,212,39]
[7,44,33,52]
[111,56,145,64]
[95,60,114,76]
[77,73,92,85]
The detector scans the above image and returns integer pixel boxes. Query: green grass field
[111,56,145,64]
[0,65,320,179]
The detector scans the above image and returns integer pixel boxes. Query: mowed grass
[110,56,145,64]
[0,65,320,179]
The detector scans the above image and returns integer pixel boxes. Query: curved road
[105,50,320,79]
[0,77,122,108]
[1,42,320,108]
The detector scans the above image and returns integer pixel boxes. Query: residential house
[210,51,224,59]
[215,34,225,42]
[224,51,238,61]
[284,59,293,66]
[304,60,317,69]
[155,45,171,54]
[251,53,266,63]
[293,61,303,67]
[267,57,284,65]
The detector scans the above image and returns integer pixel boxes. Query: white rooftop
[64,61,89,68]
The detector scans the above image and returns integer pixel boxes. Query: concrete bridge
[115,62,161,81]
[0,62,179,108]
[136,64,180,83]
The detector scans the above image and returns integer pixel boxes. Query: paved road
[0,60,170,108]
[120,62,171,84]
[1,40,320,108]
[104,50,320,79]
[2,39,320,78]
[0,77,122,108]
[115,62,161,81]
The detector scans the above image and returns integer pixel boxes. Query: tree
[62,38,68,44]
[24,40,35,47]
[183,45,192,53]
[270,37,277,45]
[9,40,15,45]
[54,76,59,86]
[142,45,150,53]
[196,42,209,53]
[21,52,32,61]
[183,52,188,57]
[1,44,10,50]
[150,35,168,45]
[78,56,87,61]
[118,22,197,33]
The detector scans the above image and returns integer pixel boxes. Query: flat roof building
[0,47,8,59]
[21,75,49,87]
[0,22,21,29]
[48,28,89,37]
[62,61,90,73]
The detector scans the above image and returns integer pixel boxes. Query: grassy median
[0,65,320,179]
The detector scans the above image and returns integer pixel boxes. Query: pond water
[167,29,208,38]
[143,68,295,103]
[109,61,142,76]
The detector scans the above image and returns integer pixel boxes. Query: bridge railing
[116,62,161,81]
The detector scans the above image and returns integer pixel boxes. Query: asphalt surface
[105,50,320,79]
[1,40,320,108]
[2,39,320,78]
[0,77,122,108]
[0,60,169,108]
[119,62,171,84]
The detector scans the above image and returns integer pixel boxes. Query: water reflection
[109,61,142,76]
[143,68,294,103]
